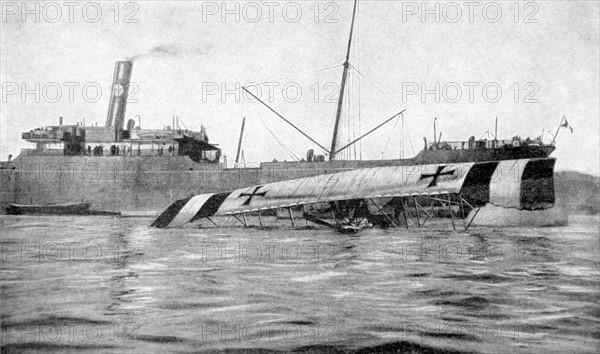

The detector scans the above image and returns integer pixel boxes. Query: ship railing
[427,141,468,150]
[22,132,61,140]
[20,148,64,156]
[428,139,548,151]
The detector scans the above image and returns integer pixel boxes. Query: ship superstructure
[20,61,221,164]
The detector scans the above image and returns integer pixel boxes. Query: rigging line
[348,47,357,160]
[348,71,353,159]
[253,106,300,161]
[243,87,330,154]
[333,109,406,155]
[348,63,402,110]
[254,18,319,79]
[349,62,415,158]
[179,118,188,131]
[349,66,356,160]
[401,113,404,158]
[352,124,357,160]
[249,82,333,147]
[353,59,415,156]
[356,0,362,160]
[251,62,344,103]
[381,114,401,157]
[189,108,215,131]
[353,22,362,159]
[348,70,354,159]
[328,56,347,68]
[344,67,350,159]
[479,130,491,140]
[358,93,362,160]
[406,120,416,156]
[254,63,343,86]
[262,68,341,102]
[263,120,299,161]
[350,65,401,111]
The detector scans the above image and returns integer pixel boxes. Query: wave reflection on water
[1,215,598,353]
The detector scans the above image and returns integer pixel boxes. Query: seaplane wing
[152,158,555,228]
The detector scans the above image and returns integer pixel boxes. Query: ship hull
[0,145,555,215]
[1,155,406,215]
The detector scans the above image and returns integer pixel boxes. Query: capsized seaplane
[151,158,555,233]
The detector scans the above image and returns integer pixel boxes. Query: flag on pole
[561,116,574,133]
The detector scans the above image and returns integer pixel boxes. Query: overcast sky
[1,0,598,175]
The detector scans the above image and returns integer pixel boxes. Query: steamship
[0,59,555,216]
[0,2,555,216]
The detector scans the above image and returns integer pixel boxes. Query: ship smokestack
[105,61,134,141]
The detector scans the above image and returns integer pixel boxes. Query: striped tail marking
[151,192,232,228]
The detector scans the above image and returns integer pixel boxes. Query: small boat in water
[6,202,91,215]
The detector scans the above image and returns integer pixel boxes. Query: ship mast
[329,0,358,161]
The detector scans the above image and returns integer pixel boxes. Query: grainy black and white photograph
[1,0,599,353]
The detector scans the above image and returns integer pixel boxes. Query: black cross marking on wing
[419,166,455,188]
[239,186,267,206]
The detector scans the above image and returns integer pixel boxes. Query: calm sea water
[1,214,598,353]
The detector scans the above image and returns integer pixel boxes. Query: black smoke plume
[127,42,213,62]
